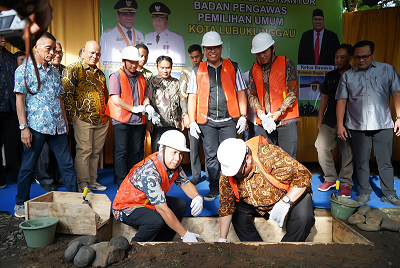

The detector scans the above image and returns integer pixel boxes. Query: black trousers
[122,196,187,242]
[189,131,203,181]
[232,193,315,242]
[0,111,22,183]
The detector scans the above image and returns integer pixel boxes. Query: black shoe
[204,189,219,201]
[190,177,202,185]
[40,184,57,191]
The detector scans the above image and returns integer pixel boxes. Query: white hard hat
[217,138,247,176]
[158,130,190,152]
[251,32,275,54]
[201,31,223,47]
[121,46,142,61]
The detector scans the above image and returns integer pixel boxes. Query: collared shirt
[187,59,246,122]
[14,58,67,135]
[62,60,109,125]
[313,29,324,54]
[247,56,299,127]
[0,48,17,111]
[178,66,193,115]
[113,154,189,220]
[218,144,312,217]
[139,67,153,80]
[335,61,400,131]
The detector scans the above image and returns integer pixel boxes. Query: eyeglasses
[354,53,372,61]
[204,46,221,53]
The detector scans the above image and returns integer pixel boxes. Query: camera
[0,9,27,38]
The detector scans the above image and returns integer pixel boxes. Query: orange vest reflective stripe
[105,68,146,123]
[112,153,179,211]
[252,56,299,125]
[228,135,290,202]
[195,59,240,124]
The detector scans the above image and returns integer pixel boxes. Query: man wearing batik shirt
[62,40,109,192]
[217,136,314,242]
[13,32,78,218]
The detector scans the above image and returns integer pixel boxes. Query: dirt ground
[0,212,399,268]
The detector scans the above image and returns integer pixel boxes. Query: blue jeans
[15,129,78,205]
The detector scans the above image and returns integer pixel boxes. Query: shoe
[0,184,6,189]
[14,204,25,218]
[317,181,336,191]
[88,182,107,191]
[190,177,202,185]
[40,184,57,192]
[380,195,400,207]
[355,193,371,205]
[339,185,351,198]
[204,189,219,201]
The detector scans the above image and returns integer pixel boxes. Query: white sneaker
[88,182,107,191]
[14,204,25,218]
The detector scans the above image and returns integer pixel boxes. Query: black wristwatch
[277,108,284,116]
[282,195,293,205]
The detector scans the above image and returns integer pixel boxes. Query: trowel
[82,185,90,205]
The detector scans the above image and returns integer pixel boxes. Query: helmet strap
[161,145,180,173]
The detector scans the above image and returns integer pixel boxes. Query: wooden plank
[332,216,373,245]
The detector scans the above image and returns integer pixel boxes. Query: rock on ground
[74,245,95,268]
[64,240,82,262]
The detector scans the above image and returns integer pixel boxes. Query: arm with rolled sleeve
[218,174,237,240]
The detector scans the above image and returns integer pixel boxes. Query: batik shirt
[62,60,108,125]
[219,143,312,217]
[113,154,189,220]
[0,48,17,111]
[14,59,67,135]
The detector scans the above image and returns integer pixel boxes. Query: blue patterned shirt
[14,58,67,135]
[0,48,17,111]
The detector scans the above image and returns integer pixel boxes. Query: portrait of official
[144,2,185,69]
[100,0,144,73]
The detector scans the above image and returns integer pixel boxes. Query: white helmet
[251,32,275,54]
[121,46,142,61]
[201,31,223,47]
[158,130,190,152]
[217,138,247,176]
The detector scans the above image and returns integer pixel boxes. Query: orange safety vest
[228,135,290,202]
[195,59,240,124]
[105,68,146,123]
[252,56,299,125]
[112,153,179,211]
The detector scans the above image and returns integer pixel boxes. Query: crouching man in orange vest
[112,130,204,242]
[187,31,248,201]
[216,136,315,242]
[248,33,300,158]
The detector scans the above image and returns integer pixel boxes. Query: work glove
[260,113,276,134]
[190,195,203,217]
[269,200,290,228]
[150,112,161,125]
[190,122,201,139]
[181,231,200,242]
[145,105,161,125]
[132,105,146,114]
[218,238,228,242]
[236,116,247,134]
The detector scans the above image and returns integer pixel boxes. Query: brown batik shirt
[218,143,312,217]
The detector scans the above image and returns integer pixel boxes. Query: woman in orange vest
[112,130,204,242]
[247,33,300,158]
[216,137,314,242]
[147,55,185,153]
[106,46,160,186]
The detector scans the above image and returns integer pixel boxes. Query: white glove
[236,116,246,134]
[145,104,155,116]
[189,122,201,139]
[190,195,203,217]
[150,112,160,125]
[218,238,227,242]
[260,113,276,134]
[181,231,200,242]
[269,200,290,228]
[145,105,161,125]
[132,105,146,114]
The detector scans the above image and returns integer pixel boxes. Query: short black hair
[14,51,25,58]
[188,44,202,54]
[353,40,375,54]
[156,55,173,67]
[38,32,56,43]
[336,43,353,56]
[135,43,149,53]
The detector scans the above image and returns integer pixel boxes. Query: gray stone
[73,246,96,268]
[375,210,390,220]
[357,223,380,232]
[366,210,382,226]
[64,241,82,262]
[381,219,400,232]
[347,213,365,225]
[68,235,98,247]
[109,236,129,251]
[90,242,109,251]
[92,246,126,268]
[357,204,371,216]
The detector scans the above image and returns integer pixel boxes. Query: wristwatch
[282,195,293,205]
[277,108,284,116]
[19,124,28,130]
